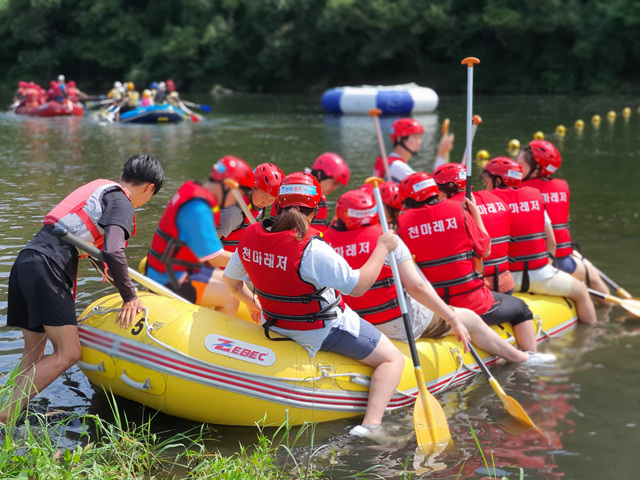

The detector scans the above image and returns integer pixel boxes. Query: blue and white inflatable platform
[321,83,438,115]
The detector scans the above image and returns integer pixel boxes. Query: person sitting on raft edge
[222,172,404,438]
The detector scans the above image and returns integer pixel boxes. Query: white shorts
[374,295,450,343]
[515,269,574,297]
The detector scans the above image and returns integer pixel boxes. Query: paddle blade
[199,104,212,112]
[489,378,539,432]
[413,389,453,454]
[190,113,201,123]
[618,298,640,317]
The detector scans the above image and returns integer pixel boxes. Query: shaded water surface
[1,93,639,478]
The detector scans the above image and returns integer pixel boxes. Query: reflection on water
[1,93,640,478]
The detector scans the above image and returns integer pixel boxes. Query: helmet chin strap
[398,139,419,157]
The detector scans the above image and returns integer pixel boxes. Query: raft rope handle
[428,347,478,396]
[533,314,550,340]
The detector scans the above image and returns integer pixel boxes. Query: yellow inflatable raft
[76,292,577,426]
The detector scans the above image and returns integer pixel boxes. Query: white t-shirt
[376,237,435,341]
[224,236,362,357]
[388,159,416,184]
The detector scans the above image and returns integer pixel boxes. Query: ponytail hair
[519,145,540,177]
[271,206,316,241]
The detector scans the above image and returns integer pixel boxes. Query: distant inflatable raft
[321,83,438,115]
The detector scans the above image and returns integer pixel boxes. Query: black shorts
[480,291,532,327]
[7,249,76,333]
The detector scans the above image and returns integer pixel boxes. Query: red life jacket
[310,195,328,234]
[239,222,344,331]
[491,187,549,274]
[324,224,401,324]
[147,180,220,287]
[398,200,491,312]
[23,86,40,108]
[373,152,405,179]
[50,83,65,101]
[450,190,510,278]
[221,202,260,254]
[522,177,573,258]
[44,179,133,248]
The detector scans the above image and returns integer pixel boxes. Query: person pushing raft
[3,154,164,424]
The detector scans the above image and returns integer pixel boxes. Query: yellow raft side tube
[76,291,577,426]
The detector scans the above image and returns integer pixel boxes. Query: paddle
[365,176,452,454]
[461,57,480,199]
[178,101,201,122]
[368,108,391,182]
[410,262,539,431]
[106,105,120,123]
[182,100,212,113]
[440,118,451,164]
[51,226,191,304]
[461,115,482,167]
[83,99,113,108]
[587,288,640,317]
[80,95,107,101]
[223,178,256,224]
[572,251,638,301]
[468,345,540,432]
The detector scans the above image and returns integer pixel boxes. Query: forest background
[0,0,639,95]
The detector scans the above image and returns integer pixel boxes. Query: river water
[1,92,639,479]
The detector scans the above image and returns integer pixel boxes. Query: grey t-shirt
[217,205,246,238]
[25,189,135,297]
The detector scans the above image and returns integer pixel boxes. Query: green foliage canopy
[0,0,638,93]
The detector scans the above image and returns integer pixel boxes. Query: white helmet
[114,81,122,89]
[57,74,65,82]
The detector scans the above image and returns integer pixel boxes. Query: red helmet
[336,189,379,230]
[210,156,255,189]
[390,118,425,143]
[67,80,76,87]
[312,152,350,186]
[529,140,561,177]
[433,163,467,190]
[253,163,284,197]
[166,79,175,91]
[277,172,322,208]
[484,157,523,188]
[380,181,402,210]
[399,172,439,203]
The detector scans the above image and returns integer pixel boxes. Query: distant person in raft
[3,154,165,424]
[323,188,528,363]
[372,117,454,183]
[145,156,256,314]
[223,172,405,437]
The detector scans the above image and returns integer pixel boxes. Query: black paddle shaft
[52,226,104,261]
[468,344,493,380]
